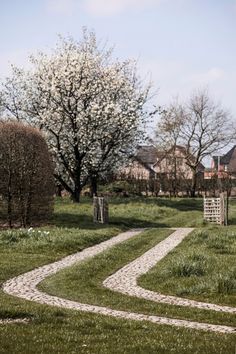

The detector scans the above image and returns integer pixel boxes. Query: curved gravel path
[103,228,236,314]
[2,229,236,334]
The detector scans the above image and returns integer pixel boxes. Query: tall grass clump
[207,232,236,254]
[170,253,207,277]
[189,230,209,245]
[217,269,236,294]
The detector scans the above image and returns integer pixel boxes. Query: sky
[1,0,236,132]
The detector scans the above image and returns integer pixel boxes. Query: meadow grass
[53,196,206,229]
[139,227,236,306]
[0,196,235,353]
[40,228,236,327]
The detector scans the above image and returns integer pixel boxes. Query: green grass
[139,227,236,306]
[53,196,206,228]
[0,308,234,354]
[0,197,235,353]
[40,228,236,328]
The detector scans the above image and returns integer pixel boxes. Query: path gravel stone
[0,318,29,325]
[2,229,236,334]
[103,228,236,314]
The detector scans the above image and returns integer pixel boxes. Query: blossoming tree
[1,29,151,202]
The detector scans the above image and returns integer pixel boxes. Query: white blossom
[1,28,151,201]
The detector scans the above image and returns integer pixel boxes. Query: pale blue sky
[1,0,236,122]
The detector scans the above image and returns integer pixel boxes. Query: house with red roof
[204,146,236,179]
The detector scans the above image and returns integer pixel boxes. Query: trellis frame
[204,193,228,225]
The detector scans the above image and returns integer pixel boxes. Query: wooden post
[220,193,224,225]
[223,192,229,226]
[93,196,99,223]
[93,197,108,224]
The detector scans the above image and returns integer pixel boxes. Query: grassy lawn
[54,196,205,229]
[139,226,236,307]
[0,197,235,353]
[40,228,236,327]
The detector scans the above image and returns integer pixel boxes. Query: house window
[224,165,228,171]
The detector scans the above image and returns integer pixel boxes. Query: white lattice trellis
[204,193,227,225]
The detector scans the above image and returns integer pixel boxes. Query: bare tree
[155,101,187,196]
[183,90,234,197]
[0,122,54,227]
[155,90,235,197]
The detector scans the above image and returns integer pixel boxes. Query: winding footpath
[2,228,236,334]
[103,228,236,314]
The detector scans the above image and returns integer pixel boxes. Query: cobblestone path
[2,229,236,334]
[0,318,29,325]
[103,228,236,314]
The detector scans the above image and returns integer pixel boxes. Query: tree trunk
[173,157,177,198]
[190,170,197,198]
[71,186,82,203]
[56,184,63,197]
[90,175,98,197]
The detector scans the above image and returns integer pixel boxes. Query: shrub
[0,122,54,227]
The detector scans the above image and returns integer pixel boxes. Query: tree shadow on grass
[52,213,168,230]
[109,197,203,212]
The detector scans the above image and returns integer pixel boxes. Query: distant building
[153,145,204,179]
[204,145,236,179]
[121,145,204,180]
[120,145,159,180]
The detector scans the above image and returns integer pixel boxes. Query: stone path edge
[2,229,236,334]
[0,318,29,325]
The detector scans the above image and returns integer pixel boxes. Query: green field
[0,197,235,353]
[139,227,236,307]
